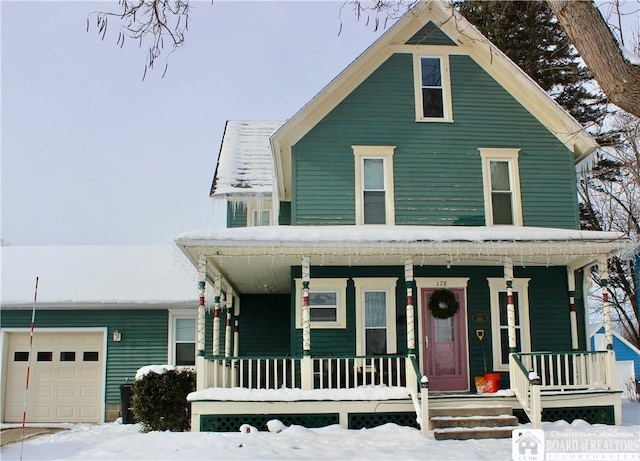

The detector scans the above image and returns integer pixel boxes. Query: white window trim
[247,203,272,226]
[413,53,453,122]
[486,277,531,371]
[353,277,398,356]
[295,278,348,329]
[353,145,396,225]
[479,148,523,226]
[168,310,197,366]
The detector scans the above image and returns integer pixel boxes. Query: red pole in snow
[19,276,38,461]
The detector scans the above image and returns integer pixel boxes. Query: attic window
[414,54,452,122]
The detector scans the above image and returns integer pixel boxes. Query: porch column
[196,255,207,391]
[567,268,579,350]
[301,256,313,390]
[597,257,614,350]
[197,255,207,357]
[233,295,240,357]
[212,274,222,356]
[504,258,517,354]
[224,286,233,358]
[404,258,416,354]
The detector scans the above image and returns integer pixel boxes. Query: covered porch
[176,225,631,434]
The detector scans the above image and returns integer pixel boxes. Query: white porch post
[233,295,240,357]
[224,287,233,358]
[567,268,579,350]
[196,255,207,391]
[404,258,416,354]
[597,257,616,390]
[301,256,313,390]
[504,258,517,354]
[212,274,222,356]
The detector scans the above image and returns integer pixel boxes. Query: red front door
[421,288,468,391]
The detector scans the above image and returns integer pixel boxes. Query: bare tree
[579,112,640,347]
[547,0,640,119]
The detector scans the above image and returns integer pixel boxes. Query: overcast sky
[1,1,638,246]
[1,1,386,246]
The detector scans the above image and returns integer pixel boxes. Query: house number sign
[472,313,488,324]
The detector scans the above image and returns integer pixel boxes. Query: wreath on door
[428,289,459,319]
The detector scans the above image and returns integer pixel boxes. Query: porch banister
[598,257,614,350]
[504,258,517,353]
[196,255,207,357]
[567,268,579,350]
[404,258,416,353]
[212,274,222,356]
[302,256,311,354]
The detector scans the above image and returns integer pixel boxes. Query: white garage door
[3,331,104,423]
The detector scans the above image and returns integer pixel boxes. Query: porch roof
[176,225,632,294]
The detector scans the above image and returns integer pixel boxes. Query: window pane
[310,307,337,322]
[490,161,511,191]
[365,291,386,327]
[83,351,99,362]
[421,57,442,86]
[14,351,29,361]
[253,210,270,226]
[309,292,337,306]
[500,328,522,365]
[176,343,195,366]
[498,292,520,326]
[37,351,52,362]
[422,88,444,118]
[60,352,76,362]
[176,318,196,342]
[492,193,513,225]
[366,329,387,355]
[364,191,386,224]
[363,158,384,190]
[434,317,454,342]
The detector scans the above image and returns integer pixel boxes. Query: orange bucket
[484,373,501,393]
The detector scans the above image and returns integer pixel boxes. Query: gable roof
[1,245,197,308]
[590,323,640,357]
[210,120,284,199]
[270,0,599,201]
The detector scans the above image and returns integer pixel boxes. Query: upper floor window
[353,146,395,225]
[414,55,452,122]
[479,148,522,226]
[247,204,271,226]
[295,278,348,329]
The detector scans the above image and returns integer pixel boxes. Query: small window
[14,351,29,362]
[83,351,99,362]
[480,148,522,226]
[60,352,76,362]
[252,210,270,227]
[309,291,339,322]
[420,57,444,118]
[295,278,348,329]
[175,317,196,366]
[37,351,53,362]
[363,158,386,224]
[247,203,271,227]
[414,54,452,122]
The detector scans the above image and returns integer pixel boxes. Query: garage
[2,330,105,423]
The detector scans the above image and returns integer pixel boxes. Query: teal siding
[1,309,168,403]
[292,53,579,229]
[227,203,247,228]
[278,202,292,225]
[406,21,457,45]
[239,294,290,355]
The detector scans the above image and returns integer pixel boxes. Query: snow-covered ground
[2,398,638,461]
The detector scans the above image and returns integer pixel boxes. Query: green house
[177,1,632,437]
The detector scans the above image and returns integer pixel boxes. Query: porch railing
[515,351,615,391]
[199,354,413,391]
[509,350,615,429]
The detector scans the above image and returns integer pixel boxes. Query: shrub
[131,368,196,432]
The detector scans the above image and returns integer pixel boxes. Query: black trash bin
[120,383,136,424]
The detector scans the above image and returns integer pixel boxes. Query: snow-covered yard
[2,399,638,460]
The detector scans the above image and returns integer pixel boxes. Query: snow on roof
[1,245,198,306]
[211,121,285,198]
[177,225,628,246]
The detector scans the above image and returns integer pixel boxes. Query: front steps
[430,405,518,440]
